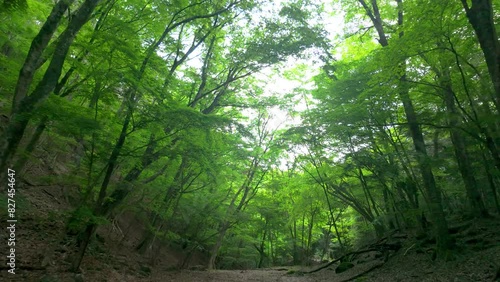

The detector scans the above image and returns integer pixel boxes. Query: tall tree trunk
[357,0,452,257]
[72,108,132,271]
[440,69,488,217]
[398,40,452,260]
[0,0,100,178]
[460,0,500,111]
[11,0,75,112]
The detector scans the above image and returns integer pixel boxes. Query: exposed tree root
[305,248,378,274]
[304,232,404,275]
[339,262,384,282]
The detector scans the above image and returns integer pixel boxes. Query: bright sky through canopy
[161,0,345,132]
[259,0,345,130]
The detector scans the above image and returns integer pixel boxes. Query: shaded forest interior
[1,0,500,281]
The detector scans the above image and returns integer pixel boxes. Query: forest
[0,0,500,281]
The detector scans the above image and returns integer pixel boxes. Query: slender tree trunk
[357,0,452,256]
[323,187,344,248]
[100,133,160,216]
[291,221,298,264]
[71,223,95,272]
[13,116,47,172]
[441,70,488,217]
[301,213,305,251]
[256,226,267,268]
[306,208,316,263]
[331,214,343,249]
[208,222,230,270]
[269,230,275,265]
[482,150,500,214]
[72,108,132,271]
[399,62,452,257]
[358,167,380,217]
[382,188,396,229]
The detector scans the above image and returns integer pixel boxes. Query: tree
[0,0,100,179]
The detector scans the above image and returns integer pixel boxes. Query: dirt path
[92,261,384,282]
[147,269,314,282]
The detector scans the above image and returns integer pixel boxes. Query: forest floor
[1,181,500,282]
